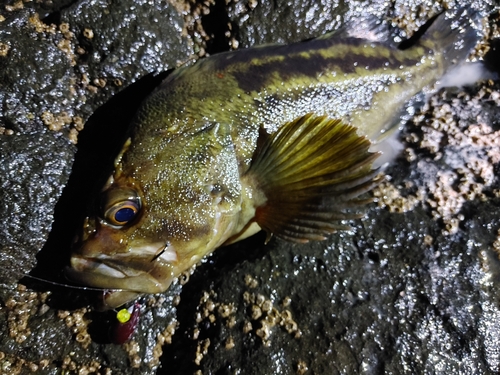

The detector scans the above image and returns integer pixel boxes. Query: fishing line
[22,274,123,292]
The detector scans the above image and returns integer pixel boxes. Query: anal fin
[244,113,383,243]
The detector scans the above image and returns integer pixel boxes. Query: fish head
[67,122,247,308]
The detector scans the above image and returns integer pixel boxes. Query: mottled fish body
[67,7,481,308]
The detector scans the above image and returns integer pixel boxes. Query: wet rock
[0,0,191,373]
[0,6,79,283]
[0,132,74,284]
[1,0,499,374]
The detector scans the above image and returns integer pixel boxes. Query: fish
[66,7,481,308]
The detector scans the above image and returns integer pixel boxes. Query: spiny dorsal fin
[246,113,383,243]
[318,14,391,44]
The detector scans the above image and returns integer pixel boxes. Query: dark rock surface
[0,133,73,284]
[1,0,499,374]
[0,0,192,373]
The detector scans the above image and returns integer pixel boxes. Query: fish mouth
[66,258,166,293]
[66,242,178,294]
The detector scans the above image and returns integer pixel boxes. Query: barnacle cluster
[0,41,9,56]
[242,290,302,346]
[389,2,493,59]
[189,288,239,368]
[181,273,304,357]
[170,0,212,58]
[0,285,112,373]
[241,274,302,347]
[244,274,259,288]
[54,308,115,374]
[4,284,48,344]
[295,359,308,375]
[0,126,14,135]
[41,111,72,132]
[390,2,437,37]
[492,230,500,257]
[375,81,500,235]
[150,321,178,367]
[0,285,51,373]
[218,302,237,329]
[28,13,77,66]
[60,355,103,374]
[58,308,92,349]
[115,295,179,369]
[25,12,121,145]
[40,110,84,143]
[192,291,219,341]
[26,13,86,144]
[374,6,500,236]
[171,0,247,60]
[0,351,49,374]
[83,28,94,40]
[194,338,211,366]
[123,340,142,368]
[373,179,422,214]
[28,12,57,33]
[4,1,24,12]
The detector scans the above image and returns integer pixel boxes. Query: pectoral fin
[245,113,383,243]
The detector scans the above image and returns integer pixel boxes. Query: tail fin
[419,7,482,69]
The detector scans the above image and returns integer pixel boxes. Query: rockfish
[67,7,481,308]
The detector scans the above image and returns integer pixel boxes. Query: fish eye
[105,201,140,226]
[101,188,141,227]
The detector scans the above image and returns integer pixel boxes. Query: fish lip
[69,241,178,276]
[66,242,179,293]
[69,256,128,278]
[64,261,168,294]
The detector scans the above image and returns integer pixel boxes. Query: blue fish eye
[103,199,141,226]
[114,207,136,223]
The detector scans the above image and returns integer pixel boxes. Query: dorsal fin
[245,114,383,243]
[343,15,391,42]
[320,14,391,44]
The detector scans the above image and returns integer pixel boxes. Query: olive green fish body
[67,7,481,308]
[135,39,433,167]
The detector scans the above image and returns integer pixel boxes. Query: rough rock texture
[1,0,500,374]
[0,0,192,373]
[0,133,73,284]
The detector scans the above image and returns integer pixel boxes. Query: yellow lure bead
[116,308,131,323]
